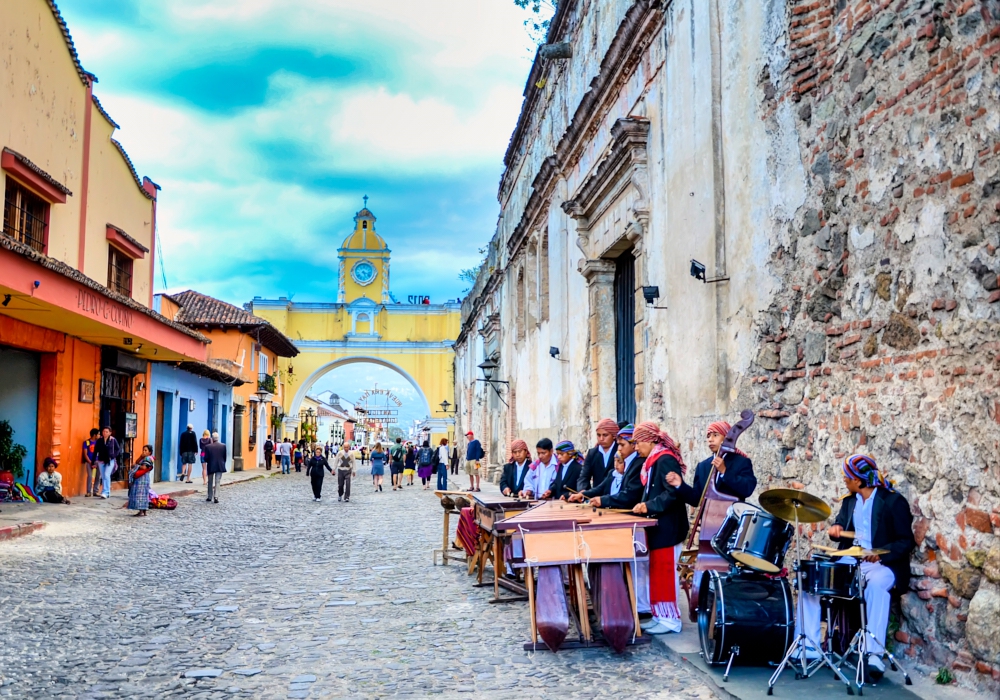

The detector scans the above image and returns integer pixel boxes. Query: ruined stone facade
[455,0,1000,688]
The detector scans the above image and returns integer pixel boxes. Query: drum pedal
[723,646,739,682]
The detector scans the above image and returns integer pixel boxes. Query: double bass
[677,410,755,621]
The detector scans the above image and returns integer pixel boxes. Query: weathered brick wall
[747,0,1000,686]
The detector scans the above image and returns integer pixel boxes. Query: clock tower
[337,197,391,304]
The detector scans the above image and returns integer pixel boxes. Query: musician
[668,421,757,505]
[499,439,532,497]
[630,421,689,635]
[797,454,916,679]
[568,424,643,509]
[519,438,557,500]
[576,417,619,491]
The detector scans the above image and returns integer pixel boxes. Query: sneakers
[640,618,659,631]
[643,618,682,635]
[867,654,885,681]
[213,497,219,504]
[338,497,342,502]
[344,498,349,502]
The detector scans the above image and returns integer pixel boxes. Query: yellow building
[249,202,460,445]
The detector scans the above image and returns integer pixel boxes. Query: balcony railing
[258,372,277,394]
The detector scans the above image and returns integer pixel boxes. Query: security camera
[549,346,560,358]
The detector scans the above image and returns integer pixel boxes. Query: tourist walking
[404,444,416,486]
[464,431,485,492]
[95,426,121,499]
[449,443,460,476]
[179,424,198,483]
[416,440,435,490]
[36,457,71,504]
[390,438,405,490]
[370,443,386,492]
[293,443,304,472]
[82,428,99,497]
[204,432,227,504]
[199,430,211,485]
[360,446,368,466]
[263,435,275,470]
[307,446,333,501]
[127,445,154,517]
[436,438,450,491]
[335,442,356,502]
[278,438,292,474]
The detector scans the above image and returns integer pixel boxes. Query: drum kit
[697,487,911,695]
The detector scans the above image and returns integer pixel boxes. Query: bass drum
[698,570,793,666]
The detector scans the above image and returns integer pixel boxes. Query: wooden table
[496,500,656,653]
[432,490,473,566]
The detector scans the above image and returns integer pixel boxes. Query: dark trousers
[311,472,324,499]
[437,464,447,490]
[264,452,273,470]
[337,470,352,499]
[40,490,66,504]
[450,462,458,475]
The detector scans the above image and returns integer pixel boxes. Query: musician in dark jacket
[499,439,533,497]
[671,421,757,505]
[796,454,915,678]
[631,421,688,635]
[548,441,583,500]
[576,417,619,491]
[568,423,643,509]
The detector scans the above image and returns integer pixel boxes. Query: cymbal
[758,488,832,524]
[829,546,890,558]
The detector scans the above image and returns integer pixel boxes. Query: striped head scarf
[843,454,893,491]
[633,421,687,482]
[595,418,619,435]
[617,424,635,440]
[509,439,529,462]
[707,421,748,457]
[555,440,583,462]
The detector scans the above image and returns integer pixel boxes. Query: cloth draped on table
[649,544,681,622]
[455,506,479,556]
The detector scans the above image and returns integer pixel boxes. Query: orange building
[0,1,210,494]
[158,291,298,471]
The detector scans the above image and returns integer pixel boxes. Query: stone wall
[744,0,1000,686]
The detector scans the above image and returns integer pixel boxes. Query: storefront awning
[0,237,208,362]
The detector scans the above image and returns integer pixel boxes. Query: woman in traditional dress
[370,442,386,492]
[630,421,688,635]
[128,444,155,518]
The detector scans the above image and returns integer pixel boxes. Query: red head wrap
[595,418,619,435]
[510,439,528,453]
[707,421,731,438]
[633,421,687,480]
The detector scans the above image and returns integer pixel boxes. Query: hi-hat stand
[767,504,854,696]
[834,568,912,695]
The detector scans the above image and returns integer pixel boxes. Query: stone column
[579,259,617,427]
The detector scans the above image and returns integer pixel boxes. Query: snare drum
[799,558,859,598]
[730,507,793,573]
[711,502,757,566]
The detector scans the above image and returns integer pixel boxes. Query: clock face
[352,260,377,286]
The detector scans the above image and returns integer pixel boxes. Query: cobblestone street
[0,474,715,699]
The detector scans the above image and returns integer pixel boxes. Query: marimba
[495,500,656,653]
[471,494,537,603]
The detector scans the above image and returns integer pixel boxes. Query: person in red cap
[576,417,619,491]
[464,431,485,492]
[666,420,757,507]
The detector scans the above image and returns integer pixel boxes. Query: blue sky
[58,0,538,306]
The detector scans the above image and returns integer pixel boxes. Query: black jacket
[308,455,333,477]
[577,444,617,491]
[499,460,532,495]
[204,441,228,475]
[676,453,757,507]
[583,453,644,509]
[549,459,582,500]
[641,454,689,551]
[832,488,915,594]
[179,429,199,454]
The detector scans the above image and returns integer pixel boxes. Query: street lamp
[476,356,509,406]
[438,400,456,414]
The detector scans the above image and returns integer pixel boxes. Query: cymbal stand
[767,503,854,696]
[836,567,912,694]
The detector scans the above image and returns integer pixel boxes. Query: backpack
[390,445,404,462]
[418,447,434,466]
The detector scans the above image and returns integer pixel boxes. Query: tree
[0,420,28,480]
[514,0,558,45]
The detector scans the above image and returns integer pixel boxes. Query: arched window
[356,312,371,335]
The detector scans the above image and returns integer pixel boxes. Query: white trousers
[632,559,651,614]
[795,560,895,654]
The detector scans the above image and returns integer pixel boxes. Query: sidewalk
[0,469,277,540]
[653,593,978,700]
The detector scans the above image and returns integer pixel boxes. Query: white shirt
[513,460,530,491]
[437,445,450,463]
[598,444,614,468]
[524,457,559,496]
[609,470,624,496]
[278,442,292,457]
[853,491,876,550]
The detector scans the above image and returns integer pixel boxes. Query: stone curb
[173,472,272,498]
[0,521,47,542]
[651,637,739,700]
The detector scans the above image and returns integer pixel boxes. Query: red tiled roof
[169,290,298,358]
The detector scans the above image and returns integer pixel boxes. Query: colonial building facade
[456,0,1000,688]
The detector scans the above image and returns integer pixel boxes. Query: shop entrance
[0,346,39,485]
[100,369,135,483]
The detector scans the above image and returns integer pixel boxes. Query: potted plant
[0,420,28,481]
